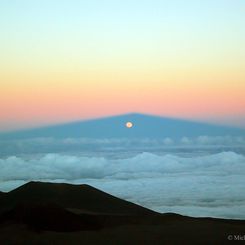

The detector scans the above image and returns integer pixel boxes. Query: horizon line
[1,112,244,134]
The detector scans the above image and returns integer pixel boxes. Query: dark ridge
[0,191,7,201]
[0,182,245,244]
[0,203,184,231]
[2,181,156,215]
[0,202,101,232]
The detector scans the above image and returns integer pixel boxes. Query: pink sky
[0,0,245,131]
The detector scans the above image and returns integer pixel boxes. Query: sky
[0,0,245,131]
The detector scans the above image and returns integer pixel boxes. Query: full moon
[126,121,133,128]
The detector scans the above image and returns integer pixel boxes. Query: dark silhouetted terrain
[0,182,244,244]
[0,182,155,215]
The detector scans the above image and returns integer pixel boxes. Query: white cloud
[180,137,192,144]
[0,151,245,219]
[0,136,245,156]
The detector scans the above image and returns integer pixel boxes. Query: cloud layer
[1,151,245,219]
[1,136,245,156]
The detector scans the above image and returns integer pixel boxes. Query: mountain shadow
[1,113,244,139]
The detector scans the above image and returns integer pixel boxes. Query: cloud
[0,151,245,219]
[0,151,244,181]
[0,136,245,156]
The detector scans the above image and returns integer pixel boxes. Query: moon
[125,121,133,128]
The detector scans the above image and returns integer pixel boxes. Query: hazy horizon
[1,112,245,134]
[0,111,245,219]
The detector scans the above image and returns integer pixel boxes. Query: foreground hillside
[0,182,244,244]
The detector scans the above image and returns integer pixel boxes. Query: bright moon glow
[126,122,133,128]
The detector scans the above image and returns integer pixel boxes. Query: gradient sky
[0,0,245,131]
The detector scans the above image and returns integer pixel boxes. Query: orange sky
[0,0,245,131]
